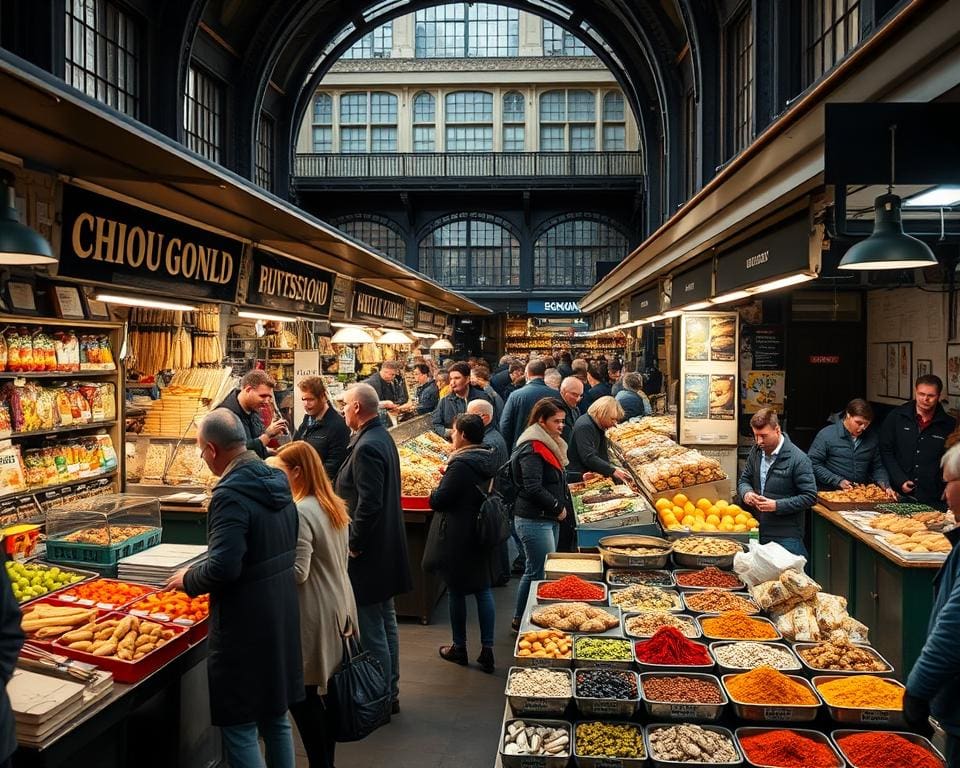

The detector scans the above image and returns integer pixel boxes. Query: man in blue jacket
[432,362,491,438]
[738,408,817,558]
[807,398,895,494]
[499,359,552,448]
[905,443,960,763]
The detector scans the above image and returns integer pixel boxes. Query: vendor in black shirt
[413,363,439,414]
[365,360,409,411]
[293,375,351,479]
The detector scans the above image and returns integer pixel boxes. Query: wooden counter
[811,504,939,679]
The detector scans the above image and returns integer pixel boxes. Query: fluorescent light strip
[238,310,299,323]
[680,301,712,312]
[710,290,752,305]
[904,185,960,207]
[663,309,682,318]
[749,272,816,294]
[96,293,197,312]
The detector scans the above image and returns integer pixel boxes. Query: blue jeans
[357,599,400,703]
[448,587,495,647]
[513,517,560,620]
[220,713,295,768]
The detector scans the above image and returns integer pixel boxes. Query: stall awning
[0,50,489,317]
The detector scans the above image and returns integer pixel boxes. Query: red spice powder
[634,626,711,665]
[837,732,943,768]
[537,575,604,601]
[739,729,837,768]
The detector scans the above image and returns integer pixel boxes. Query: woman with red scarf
[510,398,572,632]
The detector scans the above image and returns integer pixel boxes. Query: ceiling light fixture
[238,310,299,323]
[430,337,453,351]
[663,309,682,318]
[710,290,752,305]
[839,125,937,270]
[903,185,960,208]
[378,329,413,345]
[749,273,818,294]
[680,301,712,312]
[331,325,374,344]
[0,171,56,265]
[96,293,197,312]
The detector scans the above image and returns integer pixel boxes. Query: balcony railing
[294,151,644,179]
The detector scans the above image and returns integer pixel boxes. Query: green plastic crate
[45,527,162,567]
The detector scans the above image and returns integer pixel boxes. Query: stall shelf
[810,504,938,678]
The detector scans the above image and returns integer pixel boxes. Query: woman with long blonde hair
[269,441,357,768]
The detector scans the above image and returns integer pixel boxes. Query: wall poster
[679,311,739,445]
[743,371,786,413]
[947,343,960,396]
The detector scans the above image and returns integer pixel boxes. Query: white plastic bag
[733,541,806,587]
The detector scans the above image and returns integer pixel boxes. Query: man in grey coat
[499,359,552,448]
[738,408,817,558]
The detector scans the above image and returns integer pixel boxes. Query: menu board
[679,312,739,445]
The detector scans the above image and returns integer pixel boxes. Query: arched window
[602,92,625,150]
[339,91,398,153]
[444,91,493,151]
[312,93,332,152]
[539,89,596,151]
[419,214,519,288]
[534,215,628,287]
[413,92,436,153]
[332,215,406,263]
[502,91,525,151]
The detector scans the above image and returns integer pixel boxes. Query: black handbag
[327,619,391,742]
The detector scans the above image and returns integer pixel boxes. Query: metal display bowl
[607,569,675,588]
[708,642,802,676]
[720,673,821,722]
[623,611,701,640]
[831,729,945,768]
[533,579,609,606]
[513,630,574,669]
[500,718,573,768]
[639,672,728,722]
[644,723,743,768]
[812,675,906,728]
[544,552,605,581]
[672,569,745,592]
[573,721,648,768]
[696,614,782,643]
[681,592,760,616]
[574,669,641,719]
[736,727,844,768]
[504,666,573,716]
[670,538,745,570]
[635,639,715,674]
[609,587,684,614]
[573,636,636,670]
[598,535,673,569]
[791,642,894,677]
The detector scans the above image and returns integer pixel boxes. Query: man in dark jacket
[292,375,351,479]
[557,352,574,379]
[467,398,508,469]
[738,408,818,558]
[471,366,505,424]
[558,376,584,445]
[616,373,651,419]
[413,363,439,415]
[365,360,409,411]
[336,383,411,714]
[608,359,624,395]
[880,374,955,508]
[216,369,287,458]
[905,443,960,757]
[581,365,612,411]
[492,361,524,400]
[0,558,24,768]
[808,398,894,493]
[170,409,302,766]
[499,360,552,448]
[432,361,491,438]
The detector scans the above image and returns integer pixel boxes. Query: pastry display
[530,602,619,633]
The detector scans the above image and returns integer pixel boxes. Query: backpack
[496,453,521,510]
[475,477,511,549]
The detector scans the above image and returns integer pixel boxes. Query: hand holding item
[839,479,853,490]
[742,491,760,507]
[557,508,568,522]
[884,486,899,500]
[613,468,631,483]
[380,400,398,411]
[753,495,777,513]
[165,567,188,591]
[582,472,602,482]
[901,479,916,494]
[265,418,288,438]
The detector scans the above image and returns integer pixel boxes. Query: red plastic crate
[401,494,431,511]
[54,578,157,611]
[51,611,190,683]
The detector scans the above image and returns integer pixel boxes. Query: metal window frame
[419,213,520,288]
[183,63,224,163]
[804,0,861,85]
[533,214,628,287]
[331,214,406,262]
[542,18,591,56]
[414,3,519,58]
[255,111,275,191]
[341,20,394,59]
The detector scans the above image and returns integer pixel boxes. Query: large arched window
[419,214,519,288]
[312,93,332,152]
[534,215,628,287]
[444,91,493,151]
[332,215,406,263]
[413,92,436,153]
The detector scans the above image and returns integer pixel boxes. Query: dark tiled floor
[294,581,518,768]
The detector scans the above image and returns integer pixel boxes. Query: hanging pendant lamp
[0,171,56,265]
[839,125,937,271]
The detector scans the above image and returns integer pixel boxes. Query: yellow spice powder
[816,675,904,709]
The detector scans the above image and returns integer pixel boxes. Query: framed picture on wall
[48,283,87,320]
[84,296,112,322]
[917,359,933,380]
[3,280,38,316]
[948,344,960,396]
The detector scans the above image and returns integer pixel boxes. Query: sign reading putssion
[351,283,405,325]
[57,184,242,302]
[246,248,334,317]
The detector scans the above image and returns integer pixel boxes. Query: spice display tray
[623,612,701,640]
[533,579,609,606]
[791,642,894,677]
[513,631,573,669]
[573,721,648,768]
[672,569,745,592]
[735,727,844,768]
[573,636,636,670]
[504,667,573,716]
[54,577,157,611]
[680,592,759,616]
[643,723,743,768]
[811,675,906,728]
[499,717,572,768]
[830,729,945,768]
[634,639,715,675]
[609,587,683,614]
[544,552,605,581]
[51,611,190,684]
[696,614,782,643]
[574,669,641,719]
[598,535,672,569]
[606,569,675,588]
[720,673,821,722]
[639,671,728,722]
[708,642,802,676]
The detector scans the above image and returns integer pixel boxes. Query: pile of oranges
[655,494,759,534]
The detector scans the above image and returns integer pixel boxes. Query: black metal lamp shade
[839,193,937,270]
[0,171,56,265]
